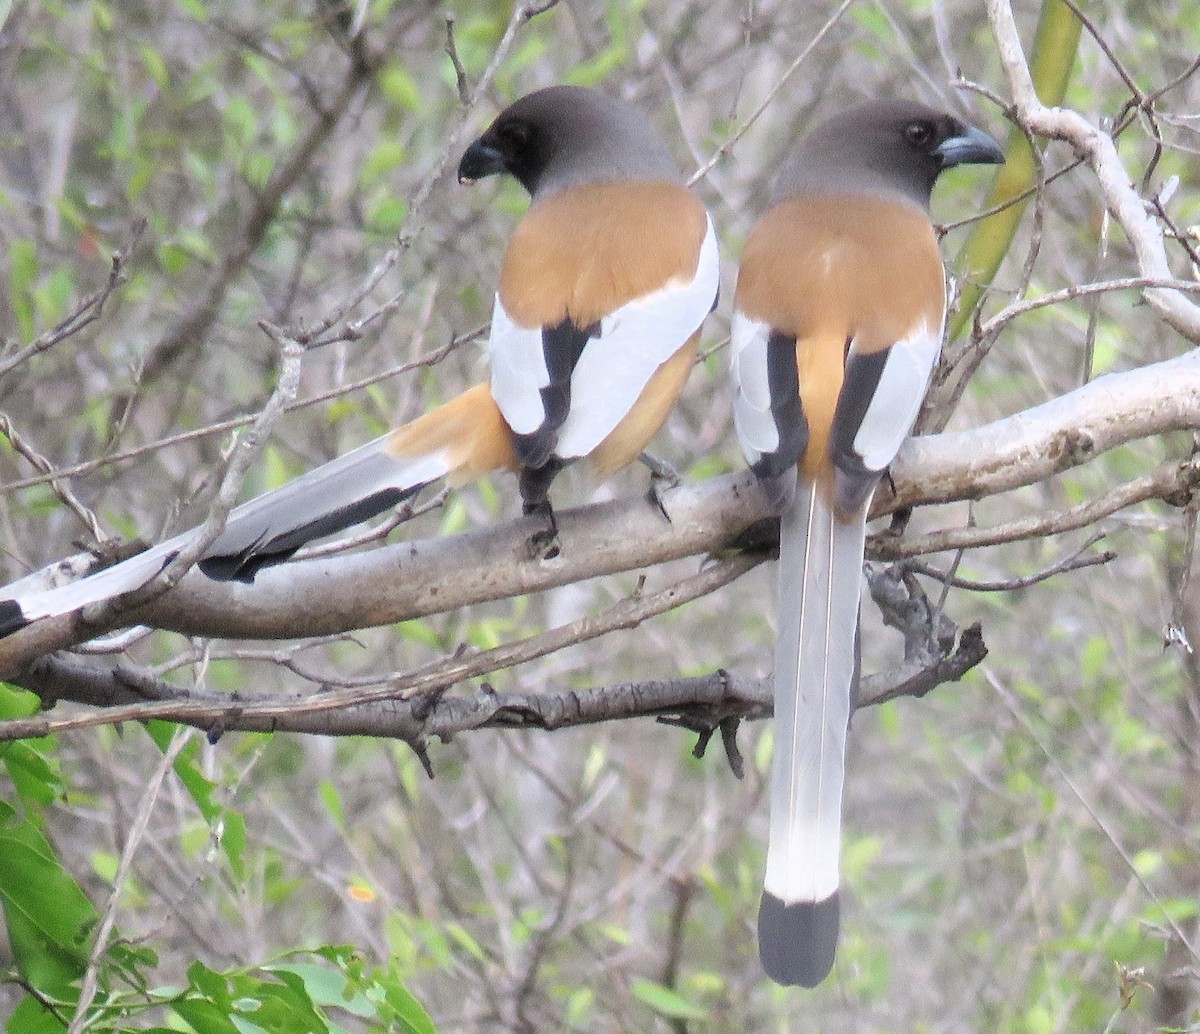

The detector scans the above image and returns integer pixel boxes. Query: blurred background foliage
[0,0,1198,1030]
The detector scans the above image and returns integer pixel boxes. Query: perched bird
[0,85,718,637]
[731,99,1003,986]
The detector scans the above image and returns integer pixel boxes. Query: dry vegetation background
[0,0,1198,1031]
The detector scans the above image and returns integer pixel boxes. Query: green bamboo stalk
[949,0,1083,340]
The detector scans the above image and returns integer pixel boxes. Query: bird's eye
[904,121,934,147]
[497,120,531,148]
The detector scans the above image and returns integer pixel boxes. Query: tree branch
[4,342,1200,671]
[985,0,1200,344]
[883,347,1200,511]
[1,616,986,747]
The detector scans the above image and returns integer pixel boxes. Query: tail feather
[0,542,183,634]
[198,438,449,582]
[759,480,865,987]
[0,384,518,635]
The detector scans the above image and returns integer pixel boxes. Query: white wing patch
[488,298,549,437]
[850,318,943,472]
[554,216,720,459]
[730,311,779,465]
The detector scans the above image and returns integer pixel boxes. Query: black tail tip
[0,599,29,639]
[758,890,840,988]
[197,552,265,584]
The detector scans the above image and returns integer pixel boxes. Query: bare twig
[299,0,548,348]
[986,668,1200,967]
[66,727,190,1034]
[980,278,1200,346]
[0,326,481,495]
[444,12,469,104]
[76,332,306,629]
[986,0,1200,344]
[904,534,1115,592]
[0,219,144,380]
[131,45,378,393]
[0,415,107,544]
[686,0,856,187]
[873,455,1200,560]
[2,618,986,744]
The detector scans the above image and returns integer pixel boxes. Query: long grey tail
[758,480,865,987]
[194,435,448,582]
[0,433,452,637]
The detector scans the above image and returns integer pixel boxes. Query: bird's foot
[640,452,679,522]
[523,501,561,561]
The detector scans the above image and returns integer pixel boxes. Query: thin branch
[300,0,549,349]
[686,0,856,187]
[444,13,469,104]
[981,277,1200,346]
[66,727,190,1034]
[0,219,144,380]
[986,0,1200,344]
[76,332,305,630]
[904,534,1115,592]
[873,455,1200,560]
[0,415,107,544]
[0,326,481,495]
[131,39,377,392]
[1,618,986,744]
[986,667,1200,967]
[1165,488,1198,652]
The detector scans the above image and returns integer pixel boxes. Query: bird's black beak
[936,124,1005,169]
[458,138,506,185]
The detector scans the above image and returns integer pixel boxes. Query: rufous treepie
[0,85,718,636]
[731,99,1003,987]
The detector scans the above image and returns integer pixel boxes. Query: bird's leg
[639,451,679,522]
[519,461,563,560]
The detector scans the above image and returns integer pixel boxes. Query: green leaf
[7,993,72,1034]
[580,743,605,791]
[318,781,345,831]
[170,998,243,1034]
[630,978,708,1021]
[563,986,594,1026]
[378,63,422,112]
[379,975,436,1034]
[224,96,259,150]
[0,805,95,998]
[157,242,189,275]
[243,151,274,190]
[360,141,407,188]
[144,724,246,878]
[90,850,119,884]
[221,810,247,878]
[233,970,329,1032]
[9,238,37,339]
[174,0,210,20]
[0,689,61,808]
[445,922,488,964]
[367,196,408,235]
[34,268,75,327]
[267,962,373,1019]
[1023,1003,1054,1034]
[139,43,169,89]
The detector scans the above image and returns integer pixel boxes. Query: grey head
[457,85,681,199]
[774,99,1005,210]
